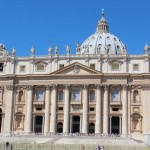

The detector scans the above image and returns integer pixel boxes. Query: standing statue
[30,47,35,56]
[66,45,70,55]
[76,43,81,54]
[0,43,5,51]
[55,46,58,55]
[144,43,149,54]
[48,46,52,55]
[85,45,89,54]
[104,45,109,54]
[123,45,127,55]
[12,48,16,57]
[97,44,101,54]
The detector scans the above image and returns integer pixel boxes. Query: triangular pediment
[50,62,102,76]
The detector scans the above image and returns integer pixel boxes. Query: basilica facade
[0,10,150,136]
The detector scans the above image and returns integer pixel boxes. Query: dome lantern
[97,9,109,32]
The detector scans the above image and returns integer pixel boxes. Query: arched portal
[89,123,95,133]
[57,122,63,133]
[0,108,2,133]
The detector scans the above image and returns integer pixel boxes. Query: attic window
[90,64,95,70]
[20,65,26,72]
[36,63,45,72]
[133,64,139,71]
[59,64,64,70]
[111,63,120,71]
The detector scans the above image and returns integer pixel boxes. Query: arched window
[73,88,80,101]
[112,88,119,102]
[90,90,95,102]
[59,90,64,101]
[36,63,45,72]
[18,91,23,102]
[37,88,43,101]
[133,90,139,102]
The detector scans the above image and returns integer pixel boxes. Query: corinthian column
[82,85,88,133]
[122,85,128,135]
[95,85,101,134]
[63,85,70,133]
[103,85,108,134]
[50,85,57,133]
[4,85,14,134]
[44,86,50,134]
[25,85,33,134]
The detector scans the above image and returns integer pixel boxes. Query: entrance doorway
[0,108,2,133]
[34,116,43,133]
[72,116,80,133]
[111,117,120,134]
[57,122,63,133]
[89,123,95,133]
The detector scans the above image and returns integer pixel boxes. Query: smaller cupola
[97,9,109,32]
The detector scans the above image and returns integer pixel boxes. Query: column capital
[103,85,109,91]
[6,85,14,91]
[27,85,33,91]
[64,84,70,90]
[82,84,88,89]
[95,84,102,89]
[122,85,127,90]
[51,84,57,90]
[45,85,50,90]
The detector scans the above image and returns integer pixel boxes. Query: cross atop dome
[97,9,109,32]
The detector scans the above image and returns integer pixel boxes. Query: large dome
[80,9,127,55]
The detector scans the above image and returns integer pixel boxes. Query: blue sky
[0,0,150,56]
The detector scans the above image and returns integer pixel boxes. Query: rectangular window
[90,64,95,70]
[0,63,4,72]
[58,107,63,111]
[20,65,26,72]
[90,107,95,111]
[133,64,139,71]
[36,107,42,111]
[59,64,64,70]
[112,108,119,111]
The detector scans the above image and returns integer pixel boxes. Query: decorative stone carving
[6,85,14,91]
[122,85,127,91]
[46,85,50,90]
[27,85,33,91]
[52,84,57,90]
[95,84,101,89]
[83,84,88,89]
[74,65,80,74]
[103,85,108,91]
